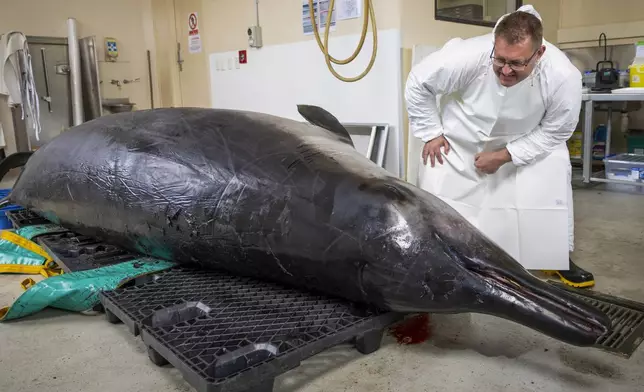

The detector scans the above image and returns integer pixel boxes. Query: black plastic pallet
[100,267,404,392]
[6,208,49,228]
[38,233,137,273]
[6,209,137,273]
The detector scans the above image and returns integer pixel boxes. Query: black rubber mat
[100,267,405,392]
[549,281,644,358]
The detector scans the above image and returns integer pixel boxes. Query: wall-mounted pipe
[79,36,102,120]
[67,17,84,125]
[255,0,260,26]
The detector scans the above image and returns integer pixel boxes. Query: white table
[581,91,644,187]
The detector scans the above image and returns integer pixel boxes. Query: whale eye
[381,184,406,202]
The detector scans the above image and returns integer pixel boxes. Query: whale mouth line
[473,267,608,338]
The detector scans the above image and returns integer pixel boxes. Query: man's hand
[422,135,451,167]
[474,148,512,174]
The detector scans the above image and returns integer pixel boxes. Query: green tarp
[0,258,175,321]
[0,223,176,321]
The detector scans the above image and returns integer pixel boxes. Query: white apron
[418,67,572,271]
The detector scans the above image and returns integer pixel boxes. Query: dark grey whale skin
[5,105,610,347]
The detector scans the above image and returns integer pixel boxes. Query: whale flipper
[297,104,354,147]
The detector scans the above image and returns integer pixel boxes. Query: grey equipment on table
[592,33,621,92]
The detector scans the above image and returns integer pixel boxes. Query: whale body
[3,106,610,346]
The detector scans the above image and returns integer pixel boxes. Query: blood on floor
[388,313,431,345]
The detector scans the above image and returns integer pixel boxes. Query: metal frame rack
[343,123,390,169]
[581,91,644,187]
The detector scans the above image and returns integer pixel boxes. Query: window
[435,0,523,27]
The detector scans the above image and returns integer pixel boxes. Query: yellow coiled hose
[308,0,378,82]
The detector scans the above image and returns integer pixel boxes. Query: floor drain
[548,281,644,358]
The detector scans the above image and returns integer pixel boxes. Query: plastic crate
[627,132,644,155]
[0,189,22,229]
[603,153,644,194]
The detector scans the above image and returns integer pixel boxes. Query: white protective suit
[405,6,581,271]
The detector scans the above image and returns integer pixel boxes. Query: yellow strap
[0,264,50,275]
[21,278,36,291]
[0,230,52,262]
[0,230,62,277]
[40,266,63,278]
[0,263,62,278]
[0,278,39,320]
[43,259,62,272]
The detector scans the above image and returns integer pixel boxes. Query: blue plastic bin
[0,189,22,229]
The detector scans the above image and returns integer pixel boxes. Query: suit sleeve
[505,73,582,166]
[404,40,486,143]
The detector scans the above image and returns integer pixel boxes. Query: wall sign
[239,50,247,64]
[188,12,202,54]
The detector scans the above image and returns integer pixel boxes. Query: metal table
[581,91,644,187]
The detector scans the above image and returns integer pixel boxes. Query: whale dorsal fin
[297,104,354,148]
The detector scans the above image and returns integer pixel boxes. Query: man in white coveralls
[405,5,594,287]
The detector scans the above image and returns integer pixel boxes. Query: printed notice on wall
[189,33,202,54]
[188,12,202,54]
[336,0,361,20]
[302,0,336,35]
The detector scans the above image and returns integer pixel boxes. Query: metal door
[27,36,72,148]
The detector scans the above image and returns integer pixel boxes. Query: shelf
[582,92,644,102]
[571,157,605,166]
[589,170,644,189]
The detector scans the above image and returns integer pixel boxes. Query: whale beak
[472,265,611,347]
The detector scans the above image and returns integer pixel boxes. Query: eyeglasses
[490,47,539,71]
